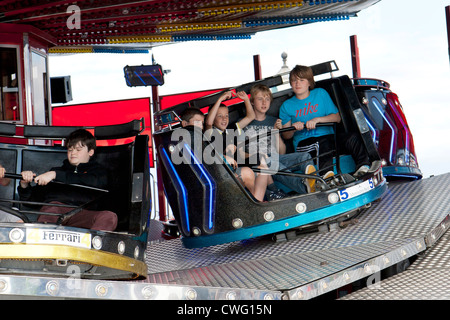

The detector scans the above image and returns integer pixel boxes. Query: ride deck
[0,173,449,299]
[140,173,450,300]
[341,220,450,300]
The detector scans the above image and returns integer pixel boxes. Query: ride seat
[0,143,134,230]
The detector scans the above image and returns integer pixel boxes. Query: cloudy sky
[50,0,450,179]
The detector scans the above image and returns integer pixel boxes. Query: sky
[49,0,450,179]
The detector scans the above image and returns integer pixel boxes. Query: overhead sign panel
[124,64,164,87]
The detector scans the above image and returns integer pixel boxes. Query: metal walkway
[0,173,449,299]
[341,226,450,299]
[140,173,450,300]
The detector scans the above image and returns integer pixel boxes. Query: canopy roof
[0,0,380,53]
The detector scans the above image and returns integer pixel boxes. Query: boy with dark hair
[180,108,205,129]
[19,129,118,231]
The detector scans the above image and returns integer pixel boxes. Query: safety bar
[1,172,109,225]
[4,173,109,193]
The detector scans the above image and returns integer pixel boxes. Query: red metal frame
[350,35,361,79]
[52,97,154,167]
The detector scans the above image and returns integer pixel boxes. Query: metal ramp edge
[341,215,450,300]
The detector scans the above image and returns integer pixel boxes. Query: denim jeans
[266,152,314,194]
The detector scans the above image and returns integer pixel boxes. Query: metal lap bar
[4,173,109,193]
[181,143,216,233]
[253,167,328,188]
[0,205,29,222]
[0,198,78,209]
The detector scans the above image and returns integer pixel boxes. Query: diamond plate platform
[141,173,450,299]
[341,231,450,300]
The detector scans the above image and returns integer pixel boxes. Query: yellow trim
[157,21,242,33]
[107,35,172,44]
[199,1,303,16]
[0,244,147,277]
[49,47,94,53]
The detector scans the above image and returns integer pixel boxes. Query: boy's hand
[224,155,238,169]
[34,171,56,186]
[0,165,10,186]
[20,170,36,188]
[225,144,237,156]
[292,121,305,131]
[305,118,319,130]
[219,91,233,102]
[274,119,282,130]
[235,91,249,101]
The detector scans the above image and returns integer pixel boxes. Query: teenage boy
[279,65,371,179]
[241,84,315,195]
[18,129,118,231]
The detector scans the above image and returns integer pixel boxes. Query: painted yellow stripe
[199,1,303,15]
[107,35,172,44]
[49,47,94,53]
[0,244,147,277]
[157,21,242,33]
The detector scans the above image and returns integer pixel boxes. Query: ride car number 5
[338,178,374,201]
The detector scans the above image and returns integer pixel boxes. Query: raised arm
[205,90,233,130]
[235,91,255,130]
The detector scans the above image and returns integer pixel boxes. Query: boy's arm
[305,112,341,130]
[279,103,304,139]
[205,91,232,130]
[273,119,286,155]
[54,166,108,189]
[34,171,56,186]
[17,170,37,201]
[305,89,341,129]
[0,165,10,186]
[19,170,35,189]
[235,91,255,130]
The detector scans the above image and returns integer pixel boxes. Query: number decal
[339,189,349,200]
[338,178,376,202]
